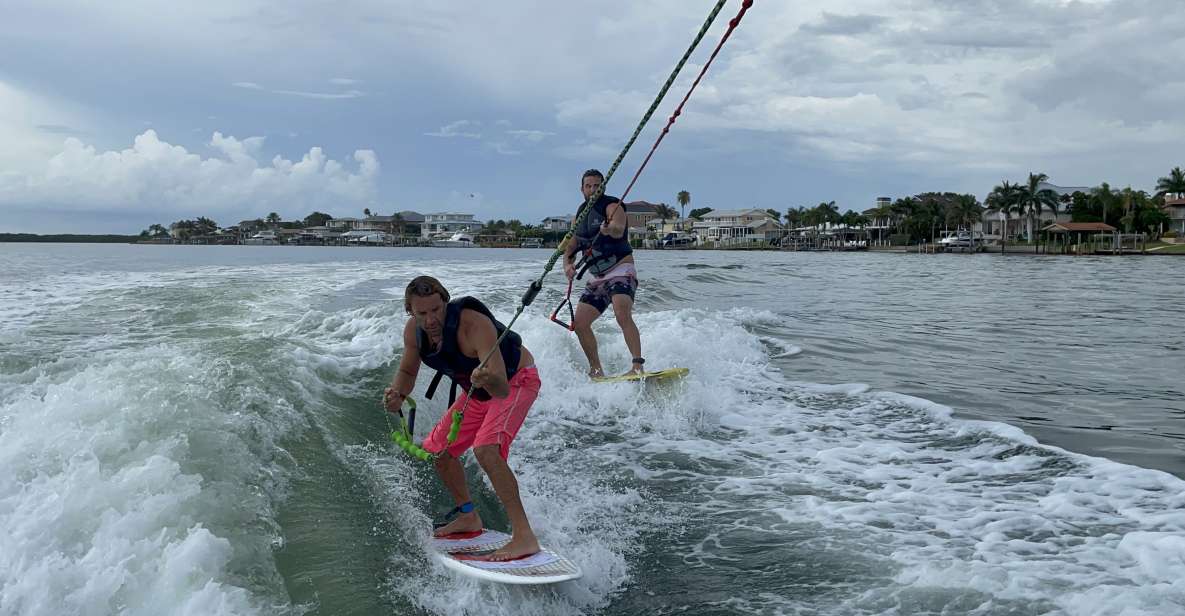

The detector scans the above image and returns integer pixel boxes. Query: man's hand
[600,221,612,236]
[470,363,494,391]
[383,387,405,413]
[564,261,576,280]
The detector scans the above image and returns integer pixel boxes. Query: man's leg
[611,293,643,374]
[423,402,485,537]
[573,301,605,377]
[431,451,484,536]
[474,444,539,560]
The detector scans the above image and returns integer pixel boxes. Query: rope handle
[386,396,435,461]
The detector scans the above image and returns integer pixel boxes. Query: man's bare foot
[486,532,540,561]
[432,511,483,537]
[588,367,605,379]
[627,364,645,376]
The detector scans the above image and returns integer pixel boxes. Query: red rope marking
[619,0,754,203]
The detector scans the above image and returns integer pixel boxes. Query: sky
[1,0,1182,234]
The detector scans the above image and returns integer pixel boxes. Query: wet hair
[404,275,450,314]
[581,169,604,182]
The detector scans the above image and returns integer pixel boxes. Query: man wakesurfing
[563,168,646,378]
[383,275,541,561]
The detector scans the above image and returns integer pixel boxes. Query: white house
[421,212,482,238]
[542,215,574,232]
[692,208,783,242]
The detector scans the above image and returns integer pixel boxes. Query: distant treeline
[0,234,139,243]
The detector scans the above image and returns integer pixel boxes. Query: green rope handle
[386,396,434,462]
[447,406,463,444]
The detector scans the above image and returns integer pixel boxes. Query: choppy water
[1,243,1183,616]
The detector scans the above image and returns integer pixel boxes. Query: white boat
[431,232,476,247]
[938,229,984,249]
[243,230,278,245]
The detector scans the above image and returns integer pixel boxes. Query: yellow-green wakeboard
[592,367,689,384]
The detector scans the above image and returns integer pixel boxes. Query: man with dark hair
[563,169,645,378]
[384,275,541,560]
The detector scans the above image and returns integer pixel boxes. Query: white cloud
[329,77,359,85]
[425,120,481,139]
[232,81,363,99]
[0,81,91,176]
[549,1,1185,187]
[487,142,520,156]
[271,88,363,99]
[506,129,554,143]
[0,130,381,218]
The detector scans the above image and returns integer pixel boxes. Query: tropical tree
[784,206,806,230]
[676,190,691,221]
[1014,172,1060,240]
[266,212,281,225]
[814,201,840,226]
[890,197,916,235]
[170,220,197,241]
[147,223,168,237]
[915,194,948,242]
[1155,166,1185,197]
[654,203,678,232]
[194,217,219,236]
[689,207,713,220]
[765,208,782,223]
[363,208,372,218]
[986,181,1022,240]
[1089,183,1125,228]
[1119,188,1170,233]
[1069,191,1094,222]
[840,210,869,230]
[947,194,983,231]
[304,211,332,227]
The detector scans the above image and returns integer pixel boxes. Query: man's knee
[573,306,601,331]
[474,444,503,470]
[432,449,455,470]
[611,297,635,323]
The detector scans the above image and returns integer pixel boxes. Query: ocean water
[1,243,1182,616]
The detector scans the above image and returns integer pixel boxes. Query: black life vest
[416,297,522,405]
[572,195,632,278]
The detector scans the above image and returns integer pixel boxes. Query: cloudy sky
[1,0,1182,234]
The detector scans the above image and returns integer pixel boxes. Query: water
[1,243,1183,616]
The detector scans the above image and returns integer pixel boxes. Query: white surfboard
[430,529,582,585]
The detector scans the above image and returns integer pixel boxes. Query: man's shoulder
[457,305,494,328]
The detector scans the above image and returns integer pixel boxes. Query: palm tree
[653,203,678,234]
[784,206,805,230]
[266,212,281,226]
[947,194,983,249]
[1014,173,1060,241]
[676,190,691,222]
[985,181,1020,241]
[363,208,372,218]
[1155,167,1185,197]
[195,217,219,235]
[148,223,168,237]
[815,201,840,226]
